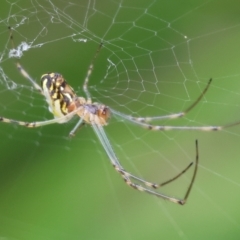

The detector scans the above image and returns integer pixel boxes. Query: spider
[2,27,239,205]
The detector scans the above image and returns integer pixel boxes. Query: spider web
[0,0,240,239]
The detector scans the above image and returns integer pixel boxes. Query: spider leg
[96,123,195,188]
[151,161,194,188]
[92,123,198,205]
[0,108,79,128]
[69,118,85,137]
[8,27,43,95]
[111,108,240,131]
[114,78,212,123]
[83,43,103,103]
[16,62,43,94]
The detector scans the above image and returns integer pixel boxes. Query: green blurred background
[0,0,240,239]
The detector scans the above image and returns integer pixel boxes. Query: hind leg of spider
[119,140,198,205]
[131,161,194,189]
[92,123,199,205]
[8,26,43,94]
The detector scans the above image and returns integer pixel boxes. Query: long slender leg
[83,43,103,103]
[97,124,194,188]
[8,27,43,94]
[155,161,193,188]
[92,123,198,205]
[111,108,240,131]
[182,140,198,204]
[0,108,79,128]
[114,78,212,123]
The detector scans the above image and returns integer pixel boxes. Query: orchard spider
[2,27,239,205]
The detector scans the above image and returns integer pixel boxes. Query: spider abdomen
[41,72,78,121]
